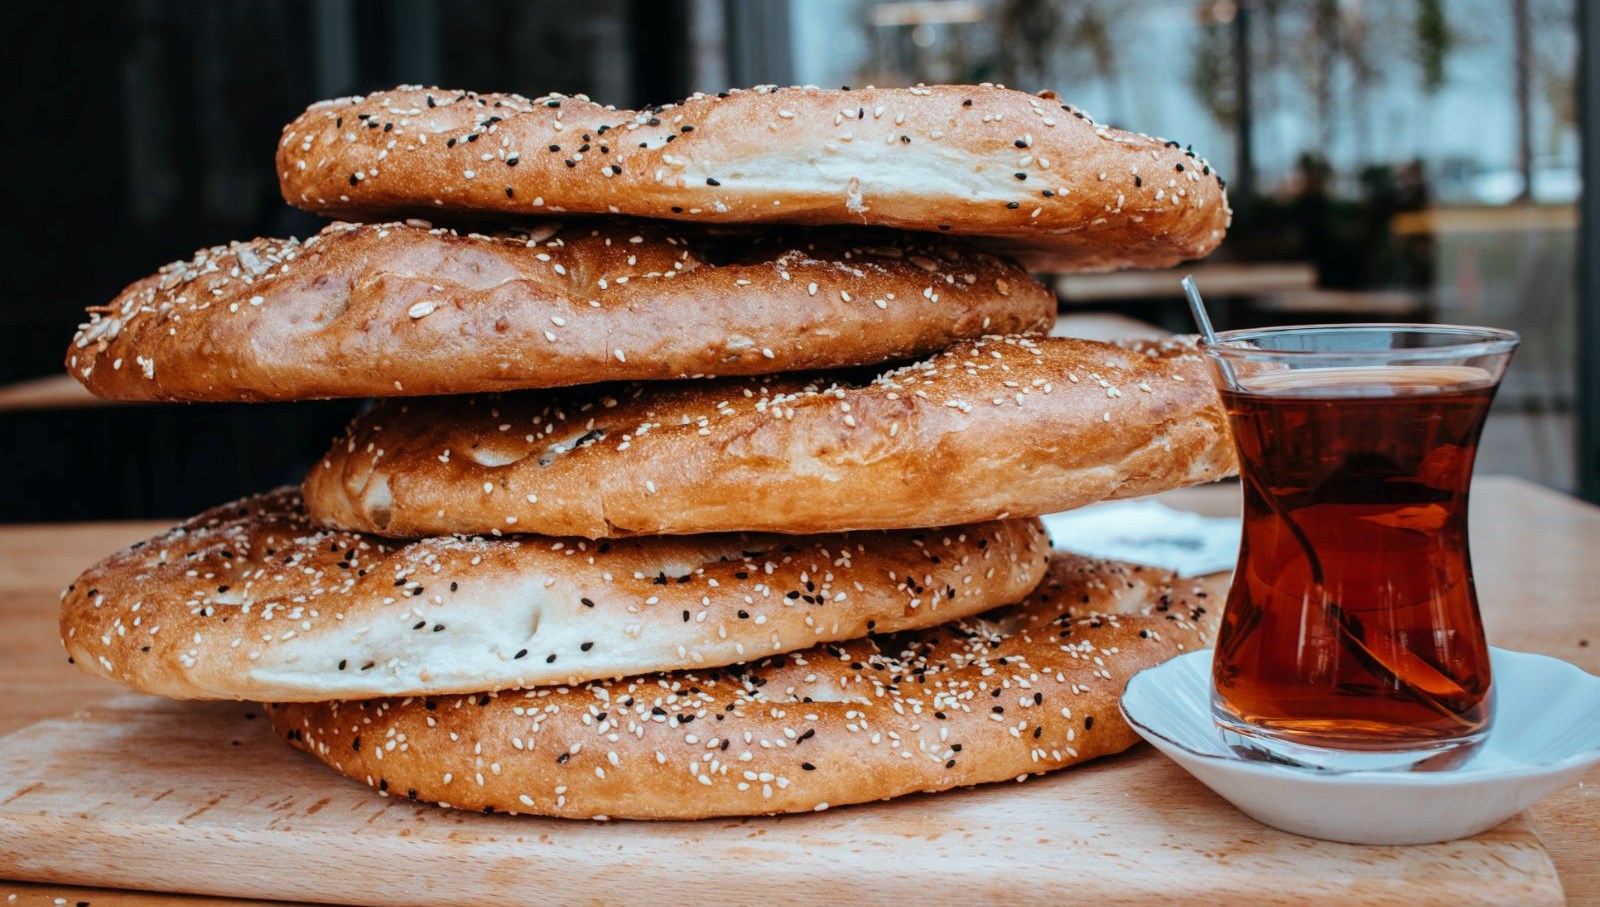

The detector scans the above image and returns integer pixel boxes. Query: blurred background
[0,0,1595,520]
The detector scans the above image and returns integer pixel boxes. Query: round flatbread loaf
[60,490,1047,701]
[269,552,1224,819]
[65,219,1050,402]
[276,84,1230,273]
[303,335,1237,538]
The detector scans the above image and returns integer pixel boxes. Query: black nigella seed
[514,649,528,659]
[1006,202,1020,209]
[802,762,816,771]
[706,177,721,186]
[581,642,594,651]
[1014,172,1026,181]
[1085,716,1095,730]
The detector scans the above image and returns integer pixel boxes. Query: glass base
[1211,706,1490,772]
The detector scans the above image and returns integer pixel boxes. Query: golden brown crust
[59,489,1048,701]
[269,553,1225,819]
[303,335,1238,538]
[64,219,1051,402]
[276,84,1230,273]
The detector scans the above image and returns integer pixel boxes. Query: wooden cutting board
[0,695,1563,906]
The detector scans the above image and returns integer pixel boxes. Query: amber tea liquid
[1212,365,1497,752]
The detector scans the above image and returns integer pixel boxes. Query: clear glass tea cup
[1201,324,1519,770]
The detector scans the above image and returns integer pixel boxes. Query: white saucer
[1120,647,1600,845]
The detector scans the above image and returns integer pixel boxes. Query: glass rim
[1203,322,1521,361]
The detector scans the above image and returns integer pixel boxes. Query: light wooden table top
[1054,261,1318,303]
[2,476,1595,905]
[0,374,116,413]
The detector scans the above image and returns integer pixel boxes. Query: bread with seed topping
[65,219,1051,402]
[277,84,1230,273]
[303,335,1237,538]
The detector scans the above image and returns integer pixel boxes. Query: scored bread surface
[66,219,1051,402]
[269,552,1224,819]
[304,335,1237,538]
[277,84,1230,272]
[59,489,1048,701]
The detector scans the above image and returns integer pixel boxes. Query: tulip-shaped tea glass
[1202,324,1519,771]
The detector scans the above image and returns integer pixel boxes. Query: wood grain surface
[0,476,1594,906]
[0,694,1564,907]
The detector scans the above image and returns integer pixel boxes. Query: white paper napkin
[1042,500,1241,577]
